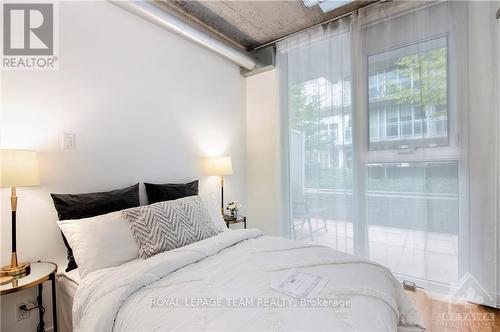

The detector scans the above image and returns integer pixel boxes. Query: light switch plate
[63,132,75,150]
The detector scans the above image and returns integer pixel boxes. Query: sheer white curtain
[278,1,499,305]
[278,18,355,253]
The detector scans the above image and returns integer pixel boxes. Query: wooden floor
[406,289,500,332]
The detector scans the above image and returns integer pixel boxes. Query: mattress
[56,269,80,332]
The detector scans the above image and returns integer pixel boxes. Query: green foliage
[384,47,447,116]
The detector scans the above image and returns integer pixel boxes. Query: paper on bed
[271,270,328,299]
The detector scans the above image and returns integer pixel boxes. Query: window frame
[365,34,457,162]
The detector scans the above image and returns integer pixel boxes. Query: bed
[68,229,423,332]
[56,268,79,332]
[52,185,423,332]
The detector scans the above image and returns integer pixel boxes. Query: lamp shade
[0,149,40,188]
[204,156,233,176]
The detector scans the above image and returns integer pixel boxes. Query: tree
[289,83,334,152]
[385,47,447,116]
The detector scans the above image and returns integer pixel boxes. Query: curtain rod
[250,0,382,52]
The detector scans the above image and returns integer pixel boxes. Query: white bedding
[73,229,424,332]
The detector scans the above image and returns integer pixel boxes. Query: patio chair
[292,200,328,241]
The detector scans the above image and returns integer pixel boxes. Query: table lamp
[204,156,232,215]
[0,149,40,277]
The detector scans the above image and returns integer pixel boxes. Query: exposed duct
[110,0,258,71]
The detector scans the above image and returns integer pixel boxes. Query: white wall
[0,1,246,331]
[245,70,282,235]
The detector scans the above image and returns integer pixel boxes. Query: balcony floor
[293,219,458,284]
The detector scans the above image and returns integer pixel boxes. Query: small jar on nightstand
[223,215,247,229]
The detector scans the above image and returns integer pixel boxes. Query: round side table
[1,262,58,332]
[224,215,247,229]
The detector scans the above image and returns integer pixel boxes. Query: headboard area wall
[0,1,246,270]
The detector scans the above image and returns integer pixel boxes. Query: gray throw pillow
[122,195,219,259]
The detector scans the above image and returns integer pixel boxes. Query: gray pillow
[121,196,219,259]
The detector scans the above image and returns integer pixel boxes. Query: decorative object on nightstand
[0,149,40,277]
[224,215,247,229]
[0,262,58,332]
[226,200,241,218]
[204,156,233,215]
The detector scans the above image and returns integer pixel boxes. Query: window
[400,105,413,137]
[282,1,499,298]
[365,36,458,284]
[367,161,459,284]
[344,116,352,143]
[286,35,458,284]
[289,75,353,192]
[386,106,399,138]
[369,108,380,140]
[368,36,448,150]
[413,105,424,136]
[330,123,339,143]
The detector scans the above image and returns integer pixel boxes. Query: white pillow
[200,195,227,233]
[57,210,139,278]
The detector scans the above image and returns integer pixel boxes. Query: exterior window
[386,106,399,138]
[386,70,397,95]
[369,75,379,99]
[369,109,380,140]
[331,123,339,143]
[343,80,352,105]
[414,105,424,136]
[344,117,352,142]
[400,105,413,137]
[345,149,353,169]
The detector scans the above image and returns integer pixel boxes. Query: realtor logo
[3,3,53,55]
[2,2,58,70]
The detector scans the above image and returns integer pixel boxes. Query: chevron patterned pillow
[122,195,220,259]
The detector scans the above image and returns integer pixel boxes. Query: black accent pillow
[51,183,140,272]
[144,180,198,204]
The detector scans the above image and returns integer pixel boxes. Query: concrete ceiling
[157,1,373,51]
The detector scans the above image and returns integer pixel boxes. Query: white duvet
[73,229,424,332]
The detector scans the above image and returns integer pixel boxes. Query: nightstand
[0,262,58,332]
[224,215,247,229]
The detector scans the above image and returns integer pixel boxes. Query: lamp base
[1,262,30,278]
[0,275,14,285]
